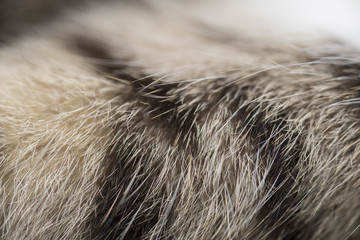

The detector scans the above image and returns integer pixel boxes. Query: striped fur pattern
[0,0,359,239]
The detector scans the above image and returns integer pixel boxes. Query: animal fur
[0,0,359,239]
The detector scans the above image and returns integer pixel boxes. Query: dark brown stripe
[90,137,162,240]
[221,83,314,239]
[73,36,199,239]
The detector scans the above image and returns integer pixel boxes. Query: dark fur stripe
[73,36,200,238]
[220,84,311,239]
[91,136,162,239]
[73,36,198,151]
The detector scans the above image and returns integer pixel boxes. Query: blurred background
[0,0,359,47]
[241,0,360,48]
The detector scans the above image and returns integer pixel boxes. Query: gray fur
[0,0,359,239]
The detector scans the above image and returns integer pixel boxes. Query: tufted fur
[0,0,359,239]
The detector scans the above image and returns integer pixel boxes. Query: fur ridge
[0,0,359,239]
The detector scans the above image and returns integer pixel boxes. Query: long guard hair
[0,0,359,239]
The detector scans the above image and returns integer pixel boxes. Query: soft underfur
[0,0,359,239]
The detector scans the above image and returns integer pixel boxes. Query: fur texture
[0,0,359,239]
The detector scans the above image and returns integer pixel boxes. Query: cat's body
[0,1,359,239]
